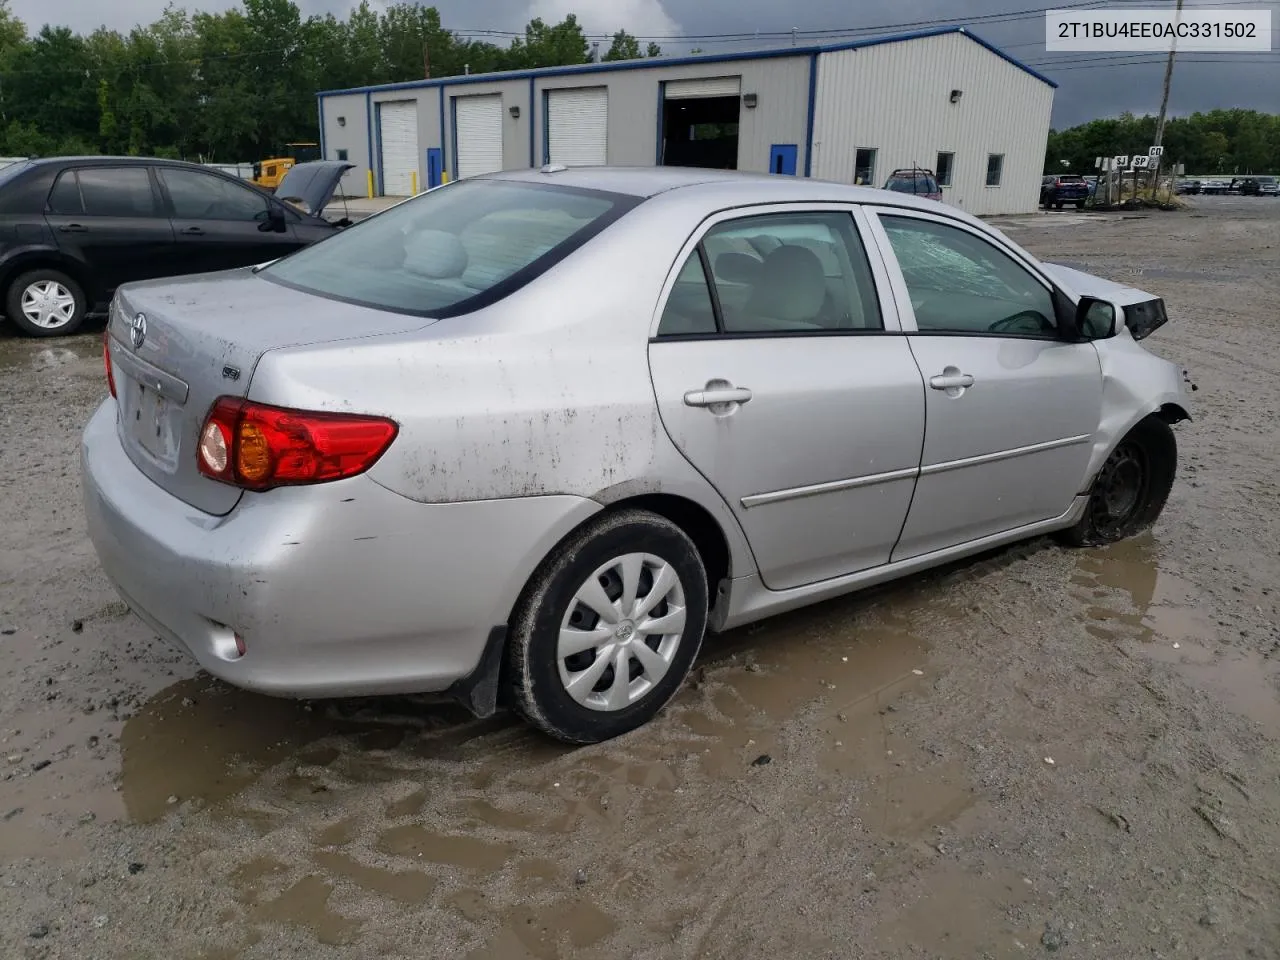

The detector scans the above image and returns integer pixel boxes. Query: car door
[44,165,178,299]
[155,166,305,273]
[864,207,1104,561]
[647,205,926,592]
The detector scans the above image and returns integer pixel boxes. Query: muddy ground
[1,196,1278,959]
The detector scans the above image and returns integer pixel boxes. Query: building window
[986,154,1004,187]
[335,148,349,162]
[854,148,877,186]
[936,152,954,187]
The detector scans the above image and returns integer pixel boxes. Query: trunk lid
[108,269,435,516]
[274,160,356,217]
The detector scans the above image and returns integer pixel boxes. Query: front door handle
[58,223,88,233]
[684,386,753,408]
[179,226,206,236]
[929,372,975,390]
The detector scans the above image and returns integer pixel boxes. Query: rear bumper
[80,400,599,699]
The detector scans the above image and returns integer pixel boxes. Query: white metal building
[316,26,1056,216]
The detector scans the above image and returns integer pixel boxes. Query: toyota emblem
[129,313,147,349]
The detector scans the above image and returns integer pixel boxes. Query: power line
[453,0,1128,43]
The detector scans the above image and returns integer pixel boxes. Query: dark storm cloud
[9,0,1278,128]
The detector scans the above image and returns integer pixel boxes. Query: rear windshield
[885,175,939,194]
[262,179,639,318]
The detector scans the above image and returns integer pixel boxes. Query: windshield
[262,178,639,318]
[886,175,939,194]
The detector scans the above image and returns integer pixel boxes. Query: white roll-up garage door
[454,94,504,179]
[378,100,419,197]
[663,76,742,100]
[546,87,608,166]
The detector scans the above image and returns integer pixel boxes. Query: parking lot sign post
[1130,154,1151,200]
[1149,145,1165,200]
[1112,157,1129,206]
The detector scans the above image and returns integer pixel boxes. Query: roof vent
[540,163,568,174]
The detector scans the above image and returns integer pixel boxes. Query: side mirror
[256,206,287,233]
[1072,295,1117,340]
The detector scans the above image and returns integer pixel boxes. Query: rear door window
[48,171,84,215]
[263,179,639,318]
[675,211,882,335]
[75,167,161,218]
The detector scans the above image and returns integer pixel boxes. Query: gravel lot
[1,195,1278,959]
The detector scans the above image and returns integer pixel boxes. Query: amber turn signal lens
[236,422,273,483]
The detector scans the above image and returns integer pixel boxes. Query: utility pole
[423,40,431,79]
[1151,0,1184,198]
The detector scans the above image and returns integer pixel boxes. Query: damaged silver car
[82,166,1192,744]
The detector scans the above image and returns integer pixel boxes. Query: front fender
[1081,332,1193,493]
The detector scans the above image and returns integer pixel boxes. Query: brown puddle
[467,898,619,959]
[125,570,978,951]
[248,874,360,946]
[1073,536,1280,737]
[871,864,1044,957]
[0,337,99,372]
[117,678,463,823]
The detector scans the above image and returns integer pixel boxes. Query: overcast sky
[8,0,1279,127]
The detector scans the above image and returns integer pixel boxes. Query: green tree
[604,30,641,61]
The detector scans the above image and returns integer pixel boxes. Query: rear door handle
[58,223,88,233]
[684,387,753,408]
[929,373,975,390]
[179,226,206,236]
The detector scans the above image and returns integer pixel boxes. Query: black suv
[0,156,351,337]
[1040,174,1090,209]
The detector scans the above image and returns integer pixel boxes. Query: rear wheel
[1075,200,1086,209]
[1054,201,1064,209]
[5,269,87,337]
[1059,416,1177,547]
[507,509,708,744]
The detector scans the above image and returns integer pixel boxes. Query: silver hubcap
[20,280,77,329]
[557,553,687,713]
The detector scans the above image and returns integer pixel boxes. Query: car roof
[482,165,964,216]
[25,155,228,172]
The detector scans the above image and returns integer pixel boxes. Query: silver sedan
[82,167,1193,743]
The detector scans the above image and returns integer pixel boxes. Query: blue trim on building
[528,78,536,167]
[364,92,373,192]
[955,28,1057,90]
[317,26,1057,99]
[449,95,459,178]
[372,101,385,195]
[438,86,447,178]
[803,52,818,178]
[654,82,665,165]
[540,89,549,165]
[315,95,326,159]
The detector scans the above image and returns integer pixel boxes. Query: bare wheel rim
[20,280,77,329]
[1091,440,1149,536]
[557,552,687,713]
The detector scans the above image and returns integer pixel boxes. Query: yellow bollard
[411,170,418,195]
[442,171,450,184]
[367,169,374,198]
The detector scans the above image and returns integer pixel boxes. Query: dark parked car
[1175,178,1202,195]
[0,156,353,337]
[882,168,942,201]
[1040,174,1090,209]
[1234,176,1278,197]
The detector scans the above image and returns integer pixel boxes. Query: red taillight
[103,330,116,399]
[196,397,398,491]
